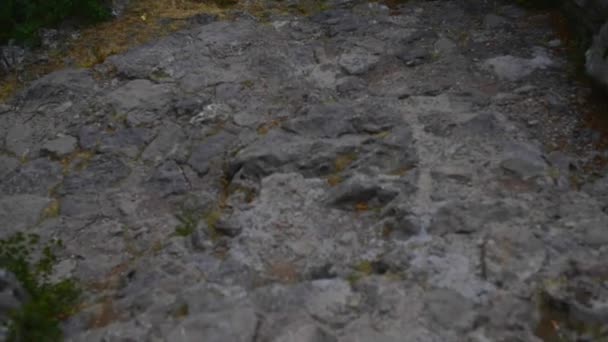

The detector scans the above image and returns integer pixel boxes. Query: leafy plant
[174,210,199,237]
[0,0,111,45]
[0,232,80,342]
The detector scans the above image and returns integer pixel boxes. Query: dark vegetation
[515,0,560,9]
[0,0,111,45]
[0,232,80,342]
[517,0,597,77]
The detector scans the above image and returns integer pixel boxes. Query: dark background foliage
[515,0,560,9]
[0,0,111,45]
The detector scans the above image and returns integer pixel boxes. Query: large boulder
[586,21,608,89]
[561,0,608,89]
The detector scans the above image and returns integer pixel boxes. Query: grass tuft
[173,210,199,237]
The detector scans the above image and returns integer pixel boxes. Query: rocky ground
[1,0,608,341]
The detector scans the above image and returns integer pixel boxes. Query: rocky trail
[1,0,608,341]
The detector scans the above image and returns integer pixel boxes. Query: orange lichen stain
[268,261,299,283]
[355,202,369,212]
[257,119,282,135]
[89,297,119,329]
[334,153,357,172]
[326,174,343,187]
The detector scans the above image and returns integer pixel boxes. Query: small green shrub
[174,210,199,237]
[0,232,80,342]
[0,0,111,45]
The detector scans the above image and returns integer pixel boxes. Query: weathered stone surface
[483,51,554,81]
[586,22,608,89]
[228,131,317,180]
[0,156,19,179]
[97,127,154,158]
[77,126,102,150]
[106,79,173,114]
[338,48,380,75]
[573,215,608,247]
[0,194,51,234]
[41,135,78,157]
[273,322,337,342]
[187,132,234,175]
[1,158,63,195]
[484,225,546,284]
[141,122,188,165]
[20,68,98,106]
[537,259,608,341]
[483,14,508,29]
[283,103,356,138]
[499,143,548,180]
[61,154,130,194]
[425,288,476,331]
[0,1,605,341]
[146,160,190,197]
[60,194,117,219]
[397,46,431,67]
[429,200,522,236]
[326,173,401,209]
[166,306,257,342]
[5,121,35,157]
[433,37,457,56]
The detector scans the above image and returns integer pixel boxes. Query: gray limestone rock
[41,135,78,157]
[0,194,51,234]
[166,306,257,342]
[433,37,457,56]
[105,79,173,125]
[228,131,363,180]
[187,132,234,175]
[368,75,412,98]
[97,127,154,158]
[0,156,19,179]
[272,322,337,342]
[305,279,358,328]
[429,200,522,236]
[5,121,35,158]
[61,154,130,194]
[326,174,401,210]
[141,122,188,165]
[146,160,190,197]
[0,2,604,341]
[60,194,117,219]
[425,288,477,332]
[483,51,554,81]
[483,14,508,29]
[338,48,380,75]
[573,215,608,247]
[484,225,546,284]
[538,259,608,341]
[77,126,102,150]
[19,69,98,107]
[1,158,63,196]
[500,143,548,180]
[282,103,356,138]
[336,76,367,94]
[397,46,431,67]
[586,22,608,90]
